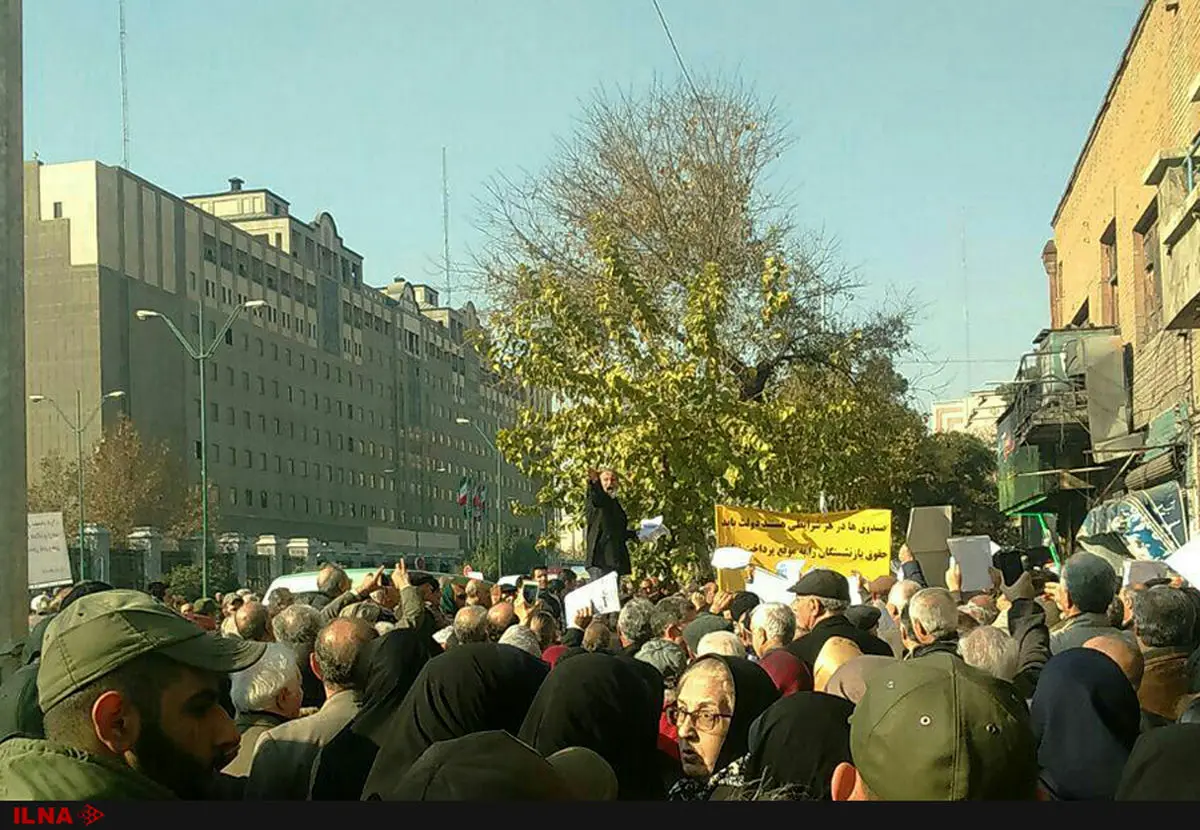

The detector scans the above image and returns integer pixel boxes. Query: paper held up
[564,571,622,623]
[775,559,806,584]
[746,567,793,604]
[465,571,485,581]
[947,536,996,593]
[1166,539,1200,586]
[638,516,669,543]
[712,546,753,570]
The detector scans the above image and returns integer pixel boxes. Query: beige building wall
[25,160,544,558]
[1048,0,1200,432]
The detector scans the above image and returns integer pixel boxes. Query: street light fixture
[455,417,503,577]
[29,389,126,578]
[135,298,266,597]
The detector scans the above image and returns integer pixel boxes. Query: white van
[263,567,460,606]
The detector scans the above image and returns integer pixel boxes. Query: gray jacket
[1049,612,1135,655]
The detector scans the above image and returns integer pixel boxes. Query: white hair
[908,588,960,640]
[499,624,543,659]
[958,625,1018,681]
[374,621,396,636]
[887,579,922,615]
[697,630,746,658]
[230,642,301,714]
[750,602,796,643]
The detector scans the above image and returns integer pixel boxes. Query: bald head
[486,601,517,641]
[1084,635,1144,690]
[235,600,272,642]
[317,564,351,598]
[313,617,377,692]
[814,636,862,691]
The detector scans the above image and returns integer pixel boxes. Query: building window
[1135,203,1163,341]
[1101,220,1119,329]
[260,490,268,509]
[244,449,252,467]
[259,453,267,471]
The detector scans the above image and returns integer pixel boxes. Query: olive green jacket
[0,736,176,800]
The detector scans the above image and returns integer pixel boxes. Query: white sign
[745,567,794,604]
[465,571,485,581]
[564,571,621,623]
[846,575,864,606]
[947,536,995,593]
[1167,539,1200,586]
[775,560,806,583]
[711,546,752,570]
[28,512,72,589]
[638,516,669,543]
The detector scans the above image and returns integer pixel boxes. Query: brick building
[999,0,1200,558]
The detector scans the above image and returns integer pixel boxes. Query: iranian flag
[457,477,471,512]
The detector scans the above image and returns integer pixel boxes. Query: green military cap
[849,652,1037,800]
[38,589,266,713]
[192,597,219,616]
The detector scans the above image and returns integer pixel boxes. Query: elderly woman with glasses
[666,655,779,800]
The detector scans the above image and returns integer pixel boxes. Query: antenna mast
[442,146,451,307]
[119,0,130,169]
[961,209,971,391]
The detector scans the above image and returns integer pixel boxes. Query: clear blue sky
[24,0,1144,410]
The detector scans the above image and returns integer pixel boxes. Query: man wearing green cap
[830,652,1040,800]
[0,589,266,800]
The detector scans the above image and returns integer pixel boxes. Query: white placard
[28,512,72,590]
[745,567,794,604]
[712,546,752,570]
[638,516,669,543]
[846,575,864,606]
[775,560,806,583]
[1167,541,1200,586]
[465,571,485,581]
[564,571,621,624]
[947,536,994,593]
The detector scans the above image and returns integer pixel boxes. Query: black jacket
[1007,598,1051,699]
[585,480,634,576]
[907,639,961,660]
[786,615,893,671]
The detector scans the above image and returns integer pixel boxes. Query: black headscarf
[310,629,442,800]
[361,643,549,799]
[743,692,854,800]
[695,655,780,773]
[518,651,665,800]
[1115,723,1200,800]
[1031,647,1140,801]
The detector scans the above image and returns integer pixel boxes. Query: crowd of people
[1,546,1199,801]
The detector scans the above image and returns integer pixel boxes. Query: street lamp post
[28,389,126,579]
[135,299,267,597]
[456,417,501,578]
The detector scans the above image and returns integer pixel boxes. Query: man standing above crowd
[585,468,636,577]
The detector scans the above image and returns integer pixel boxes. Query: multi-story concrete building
[1,0,27,648]
[999,0,1200,555]
[24,160,546,567]
[929,390,1006,442]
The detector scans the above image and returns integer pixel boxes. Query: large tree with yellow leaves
[476,78,925,577]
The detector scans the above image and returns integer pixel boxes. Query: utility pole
[442,147,451,307]
[0,0,25,671]
[119,0,130,169]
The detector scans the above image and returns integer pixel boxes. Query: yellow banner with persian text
[714,505,893,580]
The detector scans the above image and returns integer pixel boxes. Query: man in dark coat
[585,469,636,577]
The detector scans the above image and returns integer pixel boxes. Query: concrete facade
[24,161,545,562]
[1,0,25,652]
[929,390,1006,442]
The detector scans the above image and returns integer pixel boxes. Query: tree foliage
[476,78,923,576]
[28,415,215,545]
[166,557,238,602]
[465,530,542,582]
[897,431,1015,545]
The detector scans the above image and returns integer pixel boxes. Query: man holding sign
[585,469,636,577]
